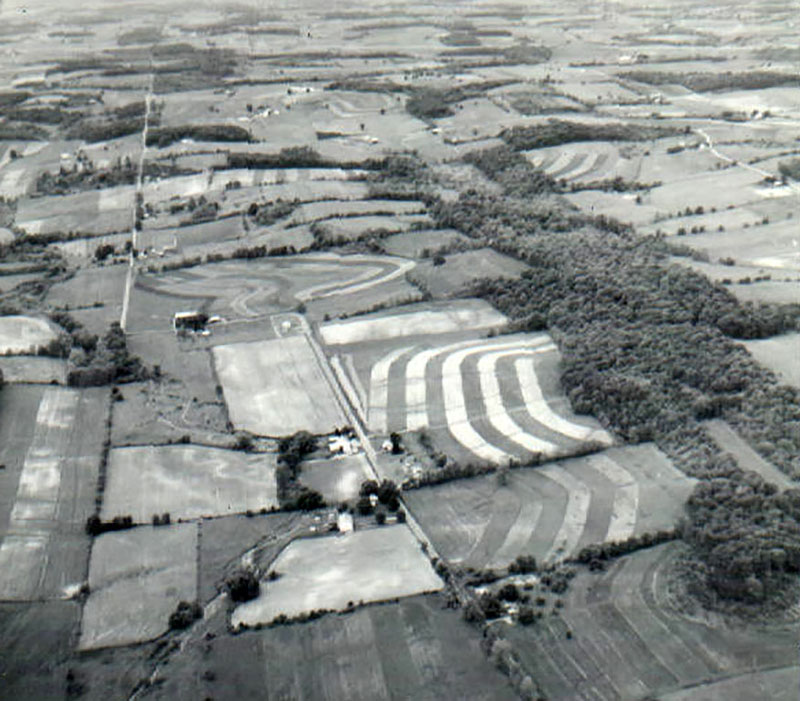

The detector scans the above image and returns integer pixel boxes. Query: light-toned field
[504,542,799,701]
[358,331,611,465]
[743,333,800,389]
[313,213,432,241]
[15,186,134,236]
[101,445,278,523]
[406,443,694,569]
[0,315,58,354]
[287,198,426,225]
[320,299,508,345]
[214,335,345,436]
[299,454,373,503]
[79,524,198,650]
[232,525,443,626]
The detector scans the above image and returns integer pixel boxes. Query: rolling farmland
[406,443,695,568]
[503,542,800,700]
[0,0,798,698]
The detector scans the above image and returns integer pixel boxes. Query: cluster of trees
[249,198,297,226]
[683,474,800,602]
[778,158,800,182]
[357,479,401,515]
[499,119,681,151]
[225,568,260,602]
[85,514,134,536]
[574,529,678,570]
[67,320,148,387]
[620,70,800,93]
[404,80,513,121]
[168,600,203,630]
[275,431,326,512]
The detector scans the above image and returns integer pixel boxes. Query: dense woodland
[381,144,800,604]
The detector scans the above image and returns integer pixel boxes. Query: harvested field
[743,333,800,389]
[140,594,517,701]
[214,335,345,436]
[101,445,278,523]
[0,315,57,354]
[504,542,799,700]
[231,525,443,626]
[320,299,507,345]
[79,524,198,650]
[299,454,373,503]
[0,386,106,601]
[405,443,694,568]
[287,198,426,225]
[356,331,611,465]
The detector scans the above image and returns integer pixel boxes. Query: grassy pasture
[198,511,308,602]
[231,525,443,626]
[659,666,799,701]
[0,356,67,384]
[101,445,278,523]
[409,248,528,298]
[0,315,57,353]
[504,542,798,700]
[214,335,345,436]
[298,453,373,503]
[79,523,198,650]
[313,212,432,242]
[405,443,693,569]
[380,228,471,258]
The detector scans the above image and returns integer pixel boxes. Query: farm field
[79,523,198,650]
[137,594,517,701]
[503,542,800,701]
[0,356,67,384]
[299,453,373,503]
[0,385,106,601]
[405,443,695,569]
[214,334,345,436]
[101,445,278,523]
[232,525,443,626]
[320,299,508,345]
[341,329,611,465]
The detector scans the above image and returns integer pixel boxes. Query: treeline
[778,158,800,182]
[146,124,251,148]
[620,70,800,93]
[405,80,514,120]
[500,118,681,151]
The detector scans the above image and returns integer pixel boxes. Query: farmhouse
[172,310,207,334]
